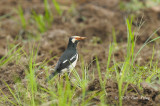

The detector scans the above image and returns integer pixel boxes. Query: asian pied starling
[46,36,86,82]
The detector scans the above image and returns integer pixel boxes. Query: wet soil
[0,0,160,105]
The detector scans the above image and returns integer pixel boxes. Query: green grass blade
[3,81,22,105]
[52,0,63,16]
[17,5,27,29]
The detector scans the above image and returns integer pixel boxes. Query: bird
[46,36,86,82]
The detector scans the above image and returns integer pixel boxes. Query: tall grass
[116,18,160,105]
[44,0,54,24]
[17,0,63,33]
[0,43,22,67]
[112,28,117,45]
[52,0,63,16]
[27,45,39,105]
[32,12,47,33]
[32,0,53,33]
[17,6,27,29]
[120,0,144,12]
[0,43,23,105]
[117,18,135,106]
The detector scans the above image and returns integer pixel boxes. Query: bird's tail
[45,71,58,82]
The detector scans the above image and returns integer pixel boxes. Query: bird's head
[67,36,86,49]
[69,36,86,44]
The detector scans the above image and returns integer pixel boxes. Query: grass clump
[17,6,27,30]
[120,0,144,12]
[0,43,22,67]
[32,0,53,33]
[17,0,64,35]
[52,0,63,16]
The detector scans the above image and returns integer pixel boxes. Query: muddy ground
[0,0,160,105]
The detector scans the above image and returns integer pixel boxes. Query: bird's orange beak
[75,36,86,40]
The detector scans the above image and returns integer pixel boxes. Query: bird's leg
[68,69,72,79]
[67,70,76,88]
[58,74,61,81]
[68,71,71,78]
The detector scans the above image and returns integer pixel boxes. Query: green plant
[32,12,47,33]
[112,27,117,45]
[44,0,54,25]
[115,16,160,105]
[120,0,144,12]
[0,43,22,67]
[17,6,27,29]
[52,0,63,16]
[116,18,134,106]
[27,45,39,105]
[32,0,53,33]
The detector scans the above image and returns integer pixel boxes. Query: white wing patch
[63,60,68,63]
[61,54,78,74]
[62,54,77,64]
[69,54,78,71]
[70,54,77,61]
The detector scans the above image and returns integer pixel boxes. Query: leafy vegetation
[17,6,27,29]
[32,0,53,33]
[52,0,63,16]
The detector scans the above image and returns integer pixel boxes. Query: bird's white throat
[71,38,76,43]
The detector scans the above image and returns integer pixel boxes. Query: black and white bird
[46,36,86,82]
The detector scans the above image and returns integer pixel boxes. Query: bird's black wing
[56,50,77,72]
[46,50,77,81]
